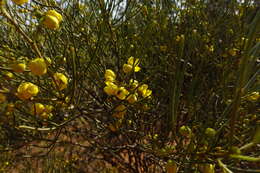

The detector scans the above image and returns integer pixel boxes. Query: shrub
[0,0,259,172]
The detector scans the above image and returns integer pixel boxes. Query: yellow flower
[127,93,138,104]
[143,89,152,98]
[28,58,47,76]
[105,69,116,82]
[11,63,26,73]
[104,82,118,96]
[42,10,62,30]
[31,103,45,115]
[45,105,54,113]
[129,79,139,90]
[116,87,129,100]
[246,92,260,102]
[46,10,62,22]
[228,48,238,56]
[45,57,52,66]
[123,56,141,73]
[127,56,140,66]
[206,45,214,52]
[11,0,28,5]
[160,45,167,52]
[138,84,152,98]
[43,15,60,30]
[123,64,133,73]
[17,82,39,100]
[53,72,68,90]
[112,105,127,119]
[0,93,6,103]
[138,84,148,94]
[4,72,14,80]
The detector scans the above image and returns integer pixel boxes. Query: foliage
[0,0,259,172]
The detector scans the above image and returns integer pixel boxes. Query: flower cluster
[31,103,54,119]
[123,56,141,73]
[11,57,68,101]
[103,57,152,122]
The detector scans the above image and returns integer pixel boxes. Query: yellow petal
[31,103,45,115]
[53,73,68,90]
[29,58,47,76]
[105,69,116,80]
[127,93,138,104]
[104,83,118,95]
[46,10,62,22]
[11,63,26,73]
[43,15,60,30]
[129,79,139,90]
[123,64,133,73]
[127,56,140,66]
[17,82,39,100]
[134,66,141,72]
[116,87,129,100]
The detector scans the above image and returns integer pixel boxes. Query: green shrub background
[0,0,259,172]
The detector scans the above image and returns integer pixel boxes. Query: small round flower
[116,87,129,100]
[4,72,14,80]
[28,58,47,76]
[46,10,62,22]
[11,0,28,5]
[17,82,39,100]
[43,15,60,30]
[138,84,148,95]
[31,103,45,115]
[123,64,133,73]
[0,93,6,103]
[112,105,127,119]
[53,72,68,91]
[105,69,116,82]
[11,63,26,73]
[127,93,138,104]
[42,10,62,30]
[104,82,118,96]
